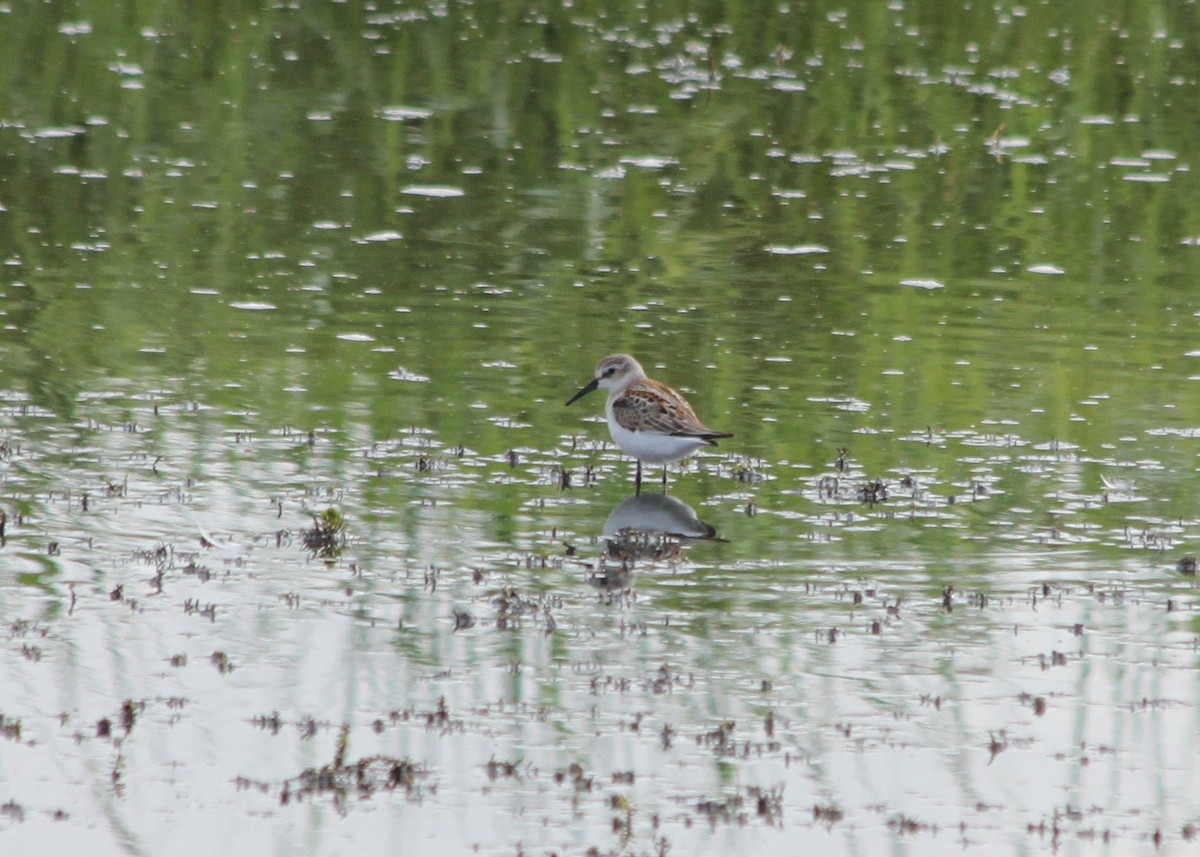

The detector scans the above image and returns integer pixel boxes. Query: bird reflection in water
[589,493,720,590]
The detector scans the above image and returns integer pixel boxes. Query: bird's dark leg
[661,466,668,493]
[635,460,643,495]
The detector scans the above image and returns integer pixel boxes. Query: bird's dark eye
[604,367,616,376]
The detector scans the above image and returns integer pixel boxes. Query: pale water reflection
[1,385,1198,855]
[603,493,717,540]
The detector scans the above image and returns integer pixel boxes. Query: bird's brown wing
[612,382,732,441]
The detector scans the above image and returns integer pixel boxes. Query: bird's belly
[606,419,707,464]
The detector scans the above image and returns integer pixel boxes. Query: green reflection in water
[1,1,1197,442]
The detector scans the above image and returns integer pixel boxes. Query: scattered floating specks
[356,230,404,243]
[389,367,430,383]
[1123,173,1170,183]
[1080,114,1114,125]
[618,155,677,169]
[1100,475,1135,494]
[1027,264,1065,275]
[229,301,277,311]
[336,333,375,343]
[789,152,822,164]
[487,416,531,429]
[1110,157,1150,168]
[764,244,829,255]
[482,361,516,369]
[1146,427,1200,437]
[994,135,1031,150]
[401,185,465,198]
[312,221,342,230]
[35,125,86,139]
[453,610,475,631]
[900,278,944,290]
[380,106,433,121]
[810,396,871,412]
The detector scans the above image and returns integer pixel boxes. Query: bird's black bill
[565,377,599,406]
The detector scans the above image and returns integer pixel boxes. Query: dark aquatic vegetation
[813,803,845,827]
[0,714,22,742]
[857,478,888,505]
[251,712,283,735]
[604,530,687,565]
[601,493,719,568]
[276,725,426,813]
[301,508,348,558]
[120,700,139,734]
[588,558,637,592]
[484,757,523,781]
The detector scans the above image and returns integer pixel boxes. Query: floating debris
[813,803,844,826]
[0,714,21,742]
[859,478,888,505]
[277,724,427,813]
[452,609,476,631]
[302,508,347,558]
[120,700,139,733]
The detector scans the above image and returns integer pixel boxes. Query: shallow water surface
[1,365,1198,856]
[3,2,1200,855]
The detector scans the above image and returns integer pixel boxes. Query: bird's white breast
[604,398,707,464]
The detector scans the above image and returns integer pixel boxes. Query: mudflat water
[2,3,1200,855]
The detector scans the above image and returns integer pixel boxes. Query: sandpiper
[566,353,732,491]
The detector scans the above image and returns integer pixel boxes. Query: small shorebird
[566,353,733,492]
